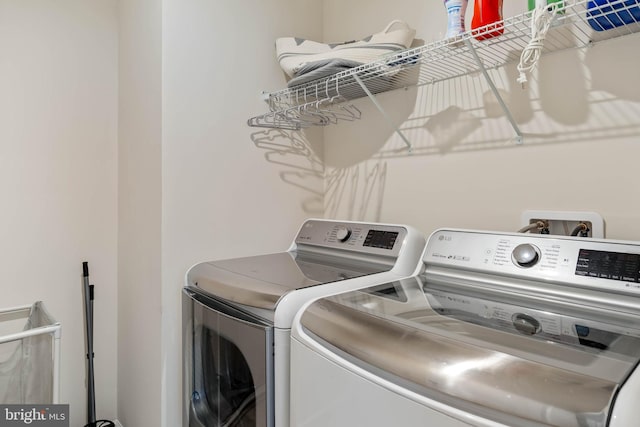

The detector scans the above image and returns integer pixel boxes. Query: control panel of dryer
[425,229,640,295]
[294,220,406,257]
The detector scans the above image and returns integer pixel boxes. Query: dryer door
[183,289,274,427]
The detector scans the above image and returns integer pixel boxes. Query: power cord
[517,1,561,85]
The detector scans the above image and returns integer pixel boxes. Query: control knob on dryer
[512,244,540,268]
[335,226,352,242]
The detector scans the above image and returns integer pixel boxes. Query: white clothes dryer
[182,219,426,427]
[291,229,640,427]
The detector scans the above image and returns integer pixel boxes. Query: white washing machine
[182,219,426,427]
[290,229,640,427]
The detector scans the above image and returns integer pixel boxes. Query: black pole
[83,262,96,426]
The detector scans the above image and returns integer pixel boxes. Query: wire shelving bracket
[353,74,413,152]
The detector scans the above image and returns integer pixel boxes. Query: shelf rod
[464,39,523,144]
[353,74,413,152]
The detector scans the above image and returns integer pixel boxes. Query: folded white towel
[276,20,416,79]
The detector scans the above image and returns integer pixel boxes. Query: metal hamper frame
[0,302,61,403]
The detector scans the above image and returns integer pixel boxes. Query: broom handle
[83,262,96,425]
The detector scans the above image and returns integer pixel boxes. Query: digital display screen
[363,230,399,250]
[575,249,640,283]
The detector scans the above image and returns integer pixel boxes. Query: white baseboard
[113,420,124,427]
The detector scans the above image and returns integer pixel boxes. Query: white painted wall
[117,0,162,426]
[162,1,323,425]
[0,1,118,425]
[322,0,640,241]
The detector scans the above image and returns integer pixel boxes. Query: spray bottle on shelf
[471,0,504,40]
[444,0,468,39]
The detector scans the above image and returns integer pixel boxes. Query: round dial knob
[512,313,541,335]
[335,226,352,242]
[512,244,540,267]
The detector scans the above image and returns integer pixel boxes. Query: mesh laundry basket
[0,302,61,404]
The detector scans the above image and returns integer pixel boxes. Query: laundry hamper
[0,302,61,404]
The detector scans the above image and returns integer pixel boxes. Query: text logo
[0,406,68,427]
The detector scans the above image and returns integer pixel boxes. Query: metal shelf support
[353,74,413,152]
[465,39,523,144]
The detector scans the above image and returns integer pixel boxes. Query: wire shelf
[248,0,640,131]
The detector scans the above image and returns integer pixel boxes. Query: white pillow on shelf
[276,20,416,79]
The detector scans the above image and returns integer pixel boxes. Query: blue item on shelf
[587,0,640,31]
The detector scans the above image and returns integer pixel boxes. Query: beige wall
[0,1,118,424]
[117,0,162,426]
[162,1,323,425]
[118,1,324,425]
[321,0,640,241]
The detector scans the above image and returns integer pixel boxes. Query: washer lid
[300,277,640,427]
[187,251,391,310]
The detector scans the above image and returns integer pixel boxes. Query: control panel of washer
[425,229,640,295]
[294,219,407,257]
